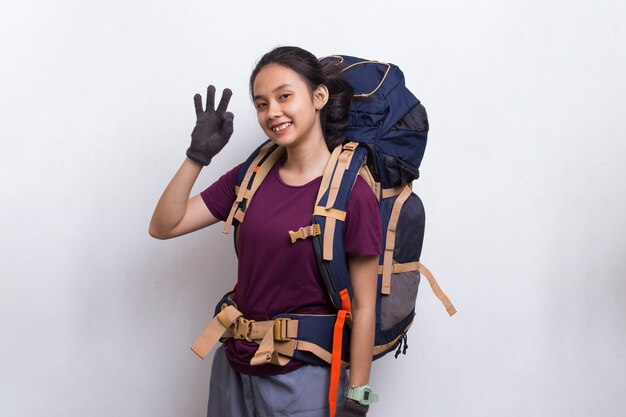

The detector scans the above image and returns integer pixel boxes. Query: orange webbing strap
[329,289,351,417]
[223,142,275,234]
[191,305,243,358]
[377,262,457,316]
[381,184,413,295]
[358,165,380,202]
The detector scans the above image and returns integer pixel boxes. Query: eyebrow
[253,83,293,101]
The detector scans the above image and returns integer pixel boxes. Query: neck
[282,132,331,177]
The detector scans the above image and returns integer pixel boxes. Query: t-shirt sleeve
[344,176,383,258]
[200,163,242,221]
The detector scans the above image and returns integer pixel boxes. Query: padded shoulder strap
[223,140,284,234]
[313,142,368,308]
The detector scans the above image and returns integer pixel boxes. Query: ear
[313,84,329,110]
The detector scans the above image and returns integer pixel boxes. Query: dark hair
[250,46,353,150]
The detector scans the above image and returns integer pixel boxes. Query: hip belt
[191,304,348,367]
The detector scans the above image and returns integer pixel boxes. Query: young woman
[150,46,382,417]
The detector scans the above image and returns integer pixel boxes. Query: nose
[267,100,283,119]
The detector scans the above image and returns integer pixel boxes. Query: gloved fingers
[205,85,217,112]
[193,93,204,118]
[221,112,234,139]
[216,88,233,114]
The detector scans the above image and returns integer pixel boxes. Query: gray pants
[207,346,347,417]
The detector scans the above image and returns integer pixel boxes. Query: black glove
[186,85,234,166]
[340,399,369,417]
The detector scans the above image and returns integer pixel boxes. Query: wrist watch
[345,384,379,406]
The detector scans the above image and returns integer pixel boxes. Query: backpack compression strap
[378,262,457,316]
[378,183,457,316]
[380,184,413,294]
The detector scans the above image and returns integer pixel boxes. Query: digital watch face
[363,391,371,401]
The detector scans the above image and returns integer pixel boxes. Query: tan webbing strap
[325,142,358,209]
[372,322,412,356]
[321,143,359,261]
[376,262,457,316]
[323,218,336,261]
[359,165,380,202]
[233,187,252,200]
[233,209,245,223]
[230,146,285,229]
[315,145,343,207]
[246,146,286,199]
[289,224,322,244]
[381,184,413,295]
[250,326,288,366]
[191,305,243,359]
[417,263,457,316]
[292,340,349,367]
[250,318,300,366]
[382,185,407,199]
[223,142,275,234]
[313,206,347,221]
[312,146,343,262]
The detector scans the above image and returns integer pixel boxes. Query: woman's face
[252,64,326,149]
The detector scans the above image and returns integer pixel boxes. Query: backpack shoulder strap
[223,140,285,234]
[312,142,368,307]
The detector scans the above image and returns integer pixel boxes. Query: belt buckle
[234,317,254,342]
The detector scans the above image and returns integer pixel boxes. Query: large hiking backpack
[191,55,456,417]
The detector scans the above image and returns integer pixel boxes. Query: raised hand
[186,85,234,166]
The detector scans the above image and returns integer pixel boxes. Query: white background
[1,1,624,416]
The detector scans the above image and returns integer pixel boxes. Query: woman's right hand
[186,85,234,166]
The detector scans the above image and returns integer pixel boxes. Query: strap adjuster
[273,318,292,342]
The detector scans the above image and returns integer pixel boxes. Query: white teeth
[272,122,291,132]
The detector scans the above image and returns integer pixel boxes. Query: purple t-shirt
[201,157,382,375]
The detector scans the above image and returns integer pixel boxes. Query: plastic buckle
[234,317,254,342]
[289,224,321,244]
[343,142,358,151]
[273,318,291,342]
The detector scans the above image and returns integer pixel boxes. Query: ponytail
[319,61,353,150]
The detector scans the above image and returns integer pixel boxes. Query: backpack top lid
[319,55,429,189]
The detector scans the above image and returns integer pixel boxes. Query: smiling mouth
[271,122,292,133]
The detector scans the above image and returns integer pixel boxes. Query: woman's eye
[279,93,291,100]
[256,103,267,110]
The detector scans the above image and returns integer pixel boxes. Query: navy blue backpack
[191,55,456,417]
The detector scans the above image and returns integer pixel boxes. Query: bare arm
[347,254,379,386]
[149,86,234,240]
[149,158,220,239]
